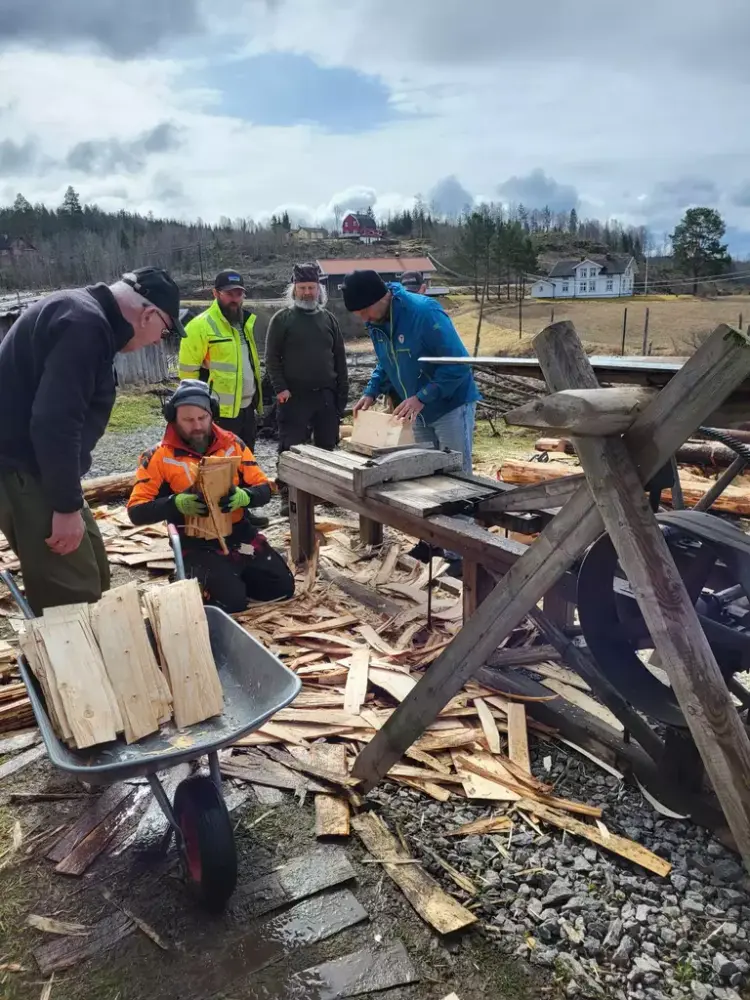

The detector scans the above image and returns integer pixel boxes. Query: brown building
[316,256,436,298]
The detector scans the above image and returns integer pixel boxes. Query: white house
[531,254,637,299]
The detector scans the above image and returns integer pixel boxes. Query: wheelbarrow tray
[18,606,301,784]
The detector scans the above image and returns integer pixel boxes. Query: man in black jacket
[265,262,348,513]
[0,267,184,614]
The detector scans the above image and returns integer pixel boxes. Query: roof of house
[344,213,379,229]
[295,225,326,233]
[316,256,436,277]
[547,254,635,278]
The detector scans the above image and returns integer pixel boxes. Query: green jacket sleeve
[179,315,209,380]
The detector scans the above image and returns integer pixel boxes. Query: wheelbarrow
[1,524,301,912]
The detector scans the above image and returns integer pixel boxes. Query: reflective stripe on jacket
[178,301,263,418]
[127,422,269,529]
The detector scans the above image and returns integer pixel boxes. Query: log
[82,472,136,505]
[352,322,750,792]
[536,436,746,469]
[499,457,750,515]
[505,387,655,436]
[537,321,750,874]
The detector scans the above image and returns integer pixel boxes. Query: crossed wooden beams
[351,321,750,872]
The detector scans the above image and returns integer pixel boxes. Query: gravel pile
[369,741,750,1000]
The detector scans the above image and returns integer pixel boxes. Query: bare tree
[332,203,343,235]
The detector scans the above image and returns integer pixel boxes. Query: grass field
[447,293,750,357]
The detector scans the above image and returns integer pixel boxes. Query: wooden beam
[359,515,383,547]
[477,475,585,513]
[351,321,750,791]
[504,387,656,436]
[288,485,315,564]
[462,558,495,621]
[542,581,574,628]
[538,321,750,871]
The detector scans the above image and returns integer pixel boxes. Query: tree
[671,207,731,294]
[332,203,343,234]
[60,185,83,217]
[458,208,495,301]
[568,208,578,234]
[13,193,32,213]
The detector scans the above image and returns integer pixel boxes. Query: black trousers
[217,405,257,451]
[277,388,339,457]
[184,538,294,614]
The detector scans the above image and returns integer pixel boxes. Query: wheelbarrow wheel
[173,775,237,913]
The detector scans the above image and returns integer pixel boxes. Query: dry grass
[447,294,750,358]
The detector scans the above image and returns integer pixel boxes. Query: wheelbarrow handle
[168,524,187,582]
[0,569,34,620]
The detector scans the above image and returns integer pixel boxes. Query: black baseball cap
[400,270,423,290]
[214,269,245,292]
[121,267,186,338]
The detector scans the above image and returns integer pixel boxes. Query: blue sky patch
[206,52,406,134]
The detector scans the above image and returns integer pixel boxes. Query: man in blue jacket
[344,270,479,473]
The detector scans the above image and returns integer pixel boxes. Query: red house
[341,212,382,241]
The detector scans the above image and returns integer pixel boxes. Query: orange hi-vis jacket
[127,422,272,545]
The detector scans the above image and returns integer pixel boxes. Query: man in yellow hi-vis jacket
[179,268,268,526]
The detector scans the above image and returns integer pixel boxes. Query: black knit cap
[342,270,388,312]
[292,262,321,283]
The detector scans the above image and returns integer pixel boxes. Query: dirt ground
[0,762,549,1000]
[445,293,750,358]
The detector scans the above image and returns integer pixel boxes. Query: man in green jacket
[179,269,267,526]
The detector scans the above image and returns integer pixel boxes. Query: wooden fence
[114,342,174,385]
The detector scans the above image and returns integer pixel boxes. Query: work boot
[408,540,445,563]
[245,510,270,529]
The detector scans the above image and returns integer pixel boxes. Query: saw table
[277,443,574,619]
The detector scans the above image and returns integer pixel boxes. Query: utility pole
[197,242,205,290]
[644,254,649,295]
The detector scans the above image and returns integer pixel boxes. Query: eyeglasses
[145,304,174,338]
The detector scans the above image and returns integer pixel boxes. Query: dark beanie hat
[292,262,321,283]
[342,270,388,312]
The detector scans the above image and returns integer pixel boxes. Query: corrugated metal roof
[316,256,436,276]
[548,254,635,278]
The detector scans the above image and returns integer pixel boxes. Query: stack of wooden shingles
[92,506,176,572]
[225,528,672,878]
[19,579,223,748]
[0,636,33,734]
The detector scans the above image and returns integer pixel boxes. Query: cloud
[66,122,184,174]
[640,177,720,216]
[0,0,202,58]
[0,139,39,177]
[732,183,750,208]
[497,169,579,213]
[428,176,473,218]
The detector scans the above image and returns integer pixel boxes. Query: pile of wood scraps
[222,524,673,881]
[91,506,176,572]
[19,579,221,748]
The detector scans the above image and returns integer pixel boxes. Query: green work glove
[174,490,207,516]
[219,486,251,513]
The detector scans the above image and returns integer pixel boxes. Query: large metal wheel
[577,510,750,727]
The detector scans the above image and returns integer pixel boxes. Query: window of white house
[562,283,569,293]
[606,279,613,291]
[578,283,587,293]
[588,282,597,292]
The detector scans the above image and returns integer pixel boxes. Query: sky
[1,0,750,254]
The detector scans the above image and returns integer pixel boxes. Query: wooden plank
[474,698,501,755]
[357,624,398,657]
[312,743,350,837]
[34,912,135,975]
[526,660,591,692]
[275,615,358,638]
[91,583,163,743]
[368,666,417,703]
[286,941,418,999]
[262,746,361,791]
[184,455,240,551]
[149,579,223,729]
[518,798,671,876]
[375,543,402,586]
[54,792,135,875]
[352,321,750,792]
[221,756,328,794]
[0,730,40,756]
[350,409,415,451]
[351,812,476,934]
[506,703,531,774]
[35,616,121,748]
[0,744,45,783]
[343,649,370,715]
[47,784,132,863]
[462,558,495,620]
[319,564,403,617]
[289,486,316,564]
[540,678,624,732]
[232,846,356,919]
[452,750,520,802]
